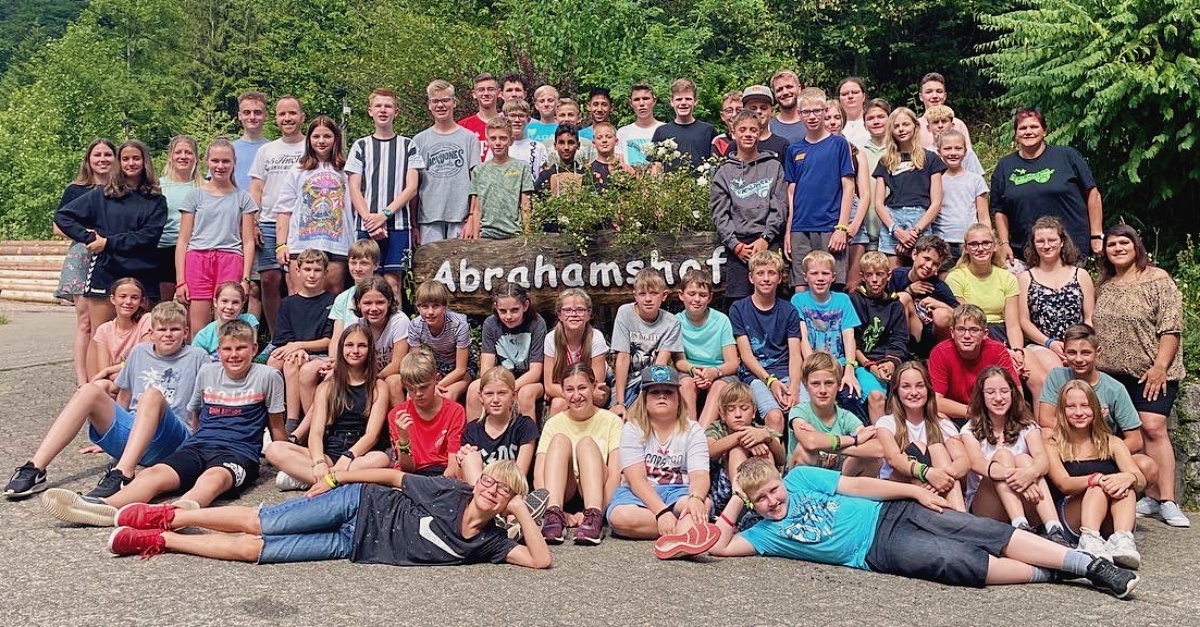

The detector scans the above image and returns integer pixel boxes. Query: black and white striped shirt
[345,134,425,231]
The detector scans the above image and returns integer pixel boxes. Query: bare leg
[247,281,263,321]
[171,503,262,533]
[698,379,727,428]
[1140,412,1176,502]
[764,409,785,434]
[989,449,1026,522]
[112,388,170,477]
[298,360,325,416]
[1110,491,1136,533]
[516,383,544,419]
[547,396,568,416]
[188,300,214,341]
[264,441,321,484]
[1079,485,1111,531]
[574,437,605,510]
[985,555,1036,584]
[465,379,483,420]
[541,434,574,508]
[845,244,866,293]
[841,455,881,478]
[443,379,470,404]
[866,390,887,424]
[30,384,117,470]
[176,466,235,507]
[1013,453,1057,526]
[325,261,346,294]
[929,443,966,512]
[162,531,263,562]
[679,377,699,422]
[105,464,182,508]
[608,504,660,539]
[71,296,92,386]
[260,269,282,336]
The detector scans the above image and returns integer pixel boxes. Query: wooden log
[410,232,727,316]
[0,255,67,271]
[0,269,61,281]
[0,289,65,305]
[0,241,71,255]
[0,277,59,292]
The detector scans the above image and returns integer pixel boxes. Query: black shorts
[866,500,1015,588]
[1110,371,1179,417]
[85,265,161,301]
[154,246,177,286]
[160,444,260,495]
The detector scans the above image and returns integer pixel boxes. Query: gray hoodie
[710,151,788,251]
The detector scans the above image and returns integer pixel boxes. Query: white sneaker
[1136,496,1159,517]
[1107,532,1141,570]
[1077,529,1111,561]
[275,470,311,492]
[1158,500,1192,528]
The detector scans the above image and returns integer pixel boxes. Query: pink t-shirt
[93,315,153,364]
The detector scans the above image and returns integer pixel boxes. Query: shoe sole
[1112,553,1142,570]
[654,523,721,560]
[574,529,604,545]
[3,482,47,500]
[542,532,566,545]
[41,488,118,527]
[1113,572,1140,599]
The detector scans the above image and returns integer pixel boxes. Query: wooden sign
[410,232,727,315]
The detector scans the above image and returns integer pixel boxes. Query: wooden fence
[0,240,69,304]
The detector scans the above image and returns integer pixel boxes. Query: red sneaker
[108,527,166,558]
[116,503,178,530]
[654,522,721,560]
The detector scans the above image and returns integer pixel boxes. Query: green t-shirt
[787,403,862,460]
[471,158,534,239]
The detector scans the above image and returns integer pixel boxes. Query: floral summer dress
[53,184,97,300]
[1026,267,1084,341]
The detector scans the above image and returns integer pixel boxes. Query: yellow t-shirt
[536,408,624,467]
[946,266,1019,325]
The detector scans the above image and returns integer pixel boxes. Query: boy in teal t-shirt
[787,352,880,477]
[673,269,739,427]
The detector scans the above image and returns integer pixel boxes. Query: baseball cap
[640,365,681,389]
[742,85,774,106]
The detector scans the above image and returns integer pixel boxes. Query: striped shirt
[345,134,425,231]
[407,309,471,372]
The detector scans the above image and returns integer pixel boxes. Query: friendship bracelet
[1043,337,1055,349]
[655,506,673,520]
[718,513,736,527]
[917,463,930,483]
[1087,472,1103,488]
[828,434,840,452]
[324,473,339,489]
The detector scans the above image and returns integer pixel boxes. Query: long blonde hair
[1054,380,1112,462]
[551,288,595,384]
[881,106,925,172]
[953,223,1005,271]
[886,362,945,452]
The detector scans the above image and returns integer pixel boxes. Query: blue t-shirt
[739,466,881,569]
[783,135,856,232]
[193,314,260,357]
[232,138,269,190]
[790,291,860,363]
[1039,368,1141,435]
[729,296,801,380]
[524,120,558,144]
[187,363,285,462]
[679,309,735,369]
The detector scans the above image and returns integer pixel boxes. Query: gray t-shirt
[180,188,258,252]
[611,303,683,388]
[248,138,305,223]
[1039,367,1142,435]
[187,363,286,462]
[116,344,209,430]
[414,126,479,224]
[934,170,989,244]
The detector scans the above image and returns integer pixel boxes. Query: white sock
[1011,516,1029,529]
[1044,520,1063,534]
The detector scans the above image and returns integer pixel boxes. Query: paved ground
[0,302,1197,627]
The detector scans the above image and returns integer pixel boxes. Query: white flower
[695,176,708,187]
[696,163,712,173]
[671,150,681,160]
[558,215,570,225]
[691,210,701,219]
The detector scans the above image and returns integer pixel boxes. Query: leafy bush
[1176,237,1200,381]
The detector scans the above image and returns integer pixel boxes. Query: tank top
[326,382,369,438]
[1027,268,1084,341]
[1051,457,1119,501]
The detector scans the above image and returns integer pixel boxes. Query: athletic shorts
[789,231,847,286]
[1110,371,1179,416]
[154,246,177,286]
[866,500,1015,588]
[185,249,244,300]
[357,229,411,274]
[89,402,189,466]
[159,444,260,495]
[606,483,692,521]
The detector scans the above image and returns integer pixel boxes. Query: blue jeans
[748,376,809,419]
[879,206,925,255]
[257,484,362,563]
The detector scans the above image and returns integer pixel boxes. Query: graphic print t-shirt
[414,126,480,224]
[117,344,209,425]
[351,476,516,566]
[186,363,285,461]
[462,416,539,466]
[481,315,547,378]
[739,466,881,569]
[729,297,801,380]
[789,291,861,363]
[611,304,683,390]
[276,163,353,256]
[618,420,709,486]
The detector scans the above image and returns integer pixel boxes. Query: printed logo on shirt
[420,516,465,558]
[425,143,468,178]
[297,171,348,243]
[1009,167,1055,186]
[792,152,807,163]
[731,177,774,200]
[644,443,686,485]
[778,492,839,543]
[138,367,183,406]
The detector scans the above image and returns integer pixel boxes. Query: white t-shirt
[875,414,960,480]
[373,313,411,371]
[965,423,1040,503]
[543,327,609,365]
[934,169,989,244]
[618,420,709,486]
[616,122,665,167]
[505,138,547,180]
[276,163,355,256]
[248,138,305,223]
[842,120,870,149]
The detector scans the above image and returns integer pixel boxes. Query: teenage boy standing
[651,78,715,169]
[457,73,501,163]
[616,82,664,168]
[232,92,268,189]
[416,80,480,243]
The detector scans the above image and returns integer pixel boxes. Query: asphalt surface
[0,303,1197,627]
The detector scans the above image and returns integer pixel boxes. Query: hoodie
[849,289,909,363]
[710,151,787,252]
[55,186,167,283]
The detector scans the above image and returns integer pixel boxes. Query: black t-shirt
[351,477,516,566]
[651,120,716,169]
[463,416,539,465]
[872,150,947,208]
[758,135,791,164]
[990,145,1096,251]
[886,268,959,308]
[273,291,335,351]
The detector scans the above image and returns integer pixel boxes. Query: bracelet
[394,440,411,455]
[734,242,746,256]
[655,506,673,520]
[1090,234,1104,241]
[718,512,736,527]
[834,224,849,233]
[850,432,859,447]
[1087,472,1103,488]
[324,473,339,489]
[765,375,779,388]
[828,434,840,452]
[311,459,327,467]
[910,460,918,479]
[1043,337,1055,348]
[917,463,930,483]
[987,460,999,481]
[275,243,287,251]
[689,366,699,378]
[343,451,356,461]
[688,493,704,502]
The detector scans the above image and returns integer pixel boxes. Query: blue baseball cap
[640,365,680,388]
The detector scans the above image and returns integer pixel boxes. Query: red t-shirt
[928,338,1019,405]
[457,114,491,163]
[387,399,465,471]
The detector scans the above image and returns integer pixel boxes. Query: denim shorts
[256,221,279,272]
[865,500,1015,588]
[847,197,870,246]
[879,206,925,255]
[606,483,692,521]
[258,483,362,563]
[90,403,189,467]
[747,376,809,419]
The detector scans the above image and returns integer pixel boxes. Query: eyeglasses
[557,307,590,316]
[477,474,515,498]
[953,326,986,335]
[799,109,826,117]
[964,241,995,250]
[721,107,743,115]
[429,98,454,105]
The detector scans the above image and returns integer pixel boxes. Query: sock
[1061,549,1093,576]
[1044,520,1063,534]
[1011,516,1029,529]
[1029,566,1054,583]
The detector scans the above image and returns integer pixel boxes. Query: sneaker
[1014,521,1032,532]
[574,507,604,545]
[525,488,550,524]
[1107,532,1141,570]
[1046,527,1074,548]
[1077,529,1111,561]
[41,488,118,527]
[541,505,566,544]
[654,522,722,560]
[275,470,311,492]
[116,503,178,530]
[1135,496,1159,518]
[1085,555,1140,599]
[3,462,46,499]
[107,526,166,558]
[85,466,131,499]
[1158,501,1191,528]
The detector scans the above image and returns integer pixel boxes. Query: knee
[992,448,1015,465]
[1141,415,1168,439]
[138,387,166,408]
[868,390,886,406]
[765,410,784,434]
[263,441,289,464]
[548,433,573,453]
[517,385,540,403]
[932,309,952,327]
[1135,455,1159,483]
[575,436,601,456]
[606,506,639,534]
[1012,453,1033,468]
[679,377,697,395]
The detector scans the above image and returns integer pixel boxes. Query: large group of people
[2,68,1188,601]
